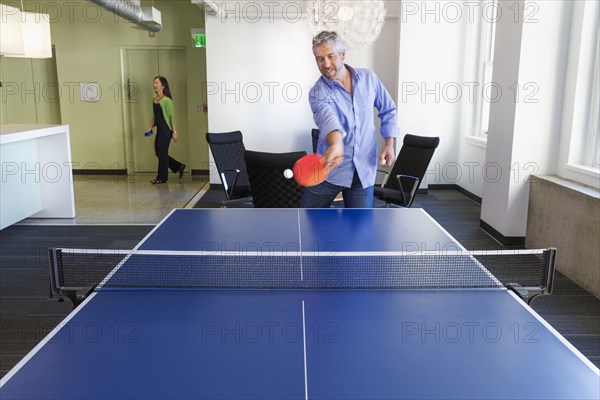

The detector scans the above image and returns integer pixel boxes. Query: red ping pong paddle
[292,153,328,187]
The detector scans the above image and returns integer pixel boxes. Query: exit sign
[195,34,206,48]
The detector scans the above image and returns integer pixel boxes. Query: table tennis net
[49,248,556,302]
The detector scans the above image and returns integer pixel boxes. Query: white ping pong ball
[283,169,294,179]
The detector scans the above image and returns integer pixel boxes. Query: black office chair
[244,150,306,208]
[311,128,320,153]
[206,131,252,207]
[374,134,440,207]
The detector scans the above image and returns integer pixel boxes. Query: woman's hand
[172,131,178,142]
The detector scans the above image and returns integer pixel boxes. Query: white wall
[204,2,399,184]
[481,0,570,237]
[396,1,473,190]
[205,15,315,157]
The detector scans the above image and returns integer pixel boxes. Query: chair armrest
[220,169,241,199]
[395,174,420,207]
[377,169,390,186]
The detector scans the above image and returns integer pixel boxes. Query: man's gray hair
[312,31,346,53]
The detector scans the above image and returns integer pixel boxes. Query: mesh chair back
[244,150,306,208]
[383,134,440,204]
[206,131,251,199]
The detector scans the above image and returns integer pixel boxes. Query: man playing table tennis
[300,31,399,208]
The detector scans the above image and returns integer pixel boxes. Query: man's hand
[172,130,178,142]
[379,138,395,168]
[323,130,344,173]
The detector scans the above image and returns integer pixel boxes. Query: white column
[481,1,569,238]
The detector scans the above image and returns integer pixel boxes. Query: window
[559,0,600,188]
[465,0,498,144]
[477,0,497,136]
[582,32,599,169]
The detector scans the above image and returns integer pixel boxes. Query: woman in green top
[146,76,185,184]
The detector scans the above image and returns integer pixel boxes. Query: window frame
[469,0,498,142]
[558,0,600,189]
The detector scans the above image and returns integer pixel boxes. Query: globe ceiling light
[306,1,387,52]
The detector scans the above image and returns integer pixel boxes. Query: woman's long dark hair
[155,76,173,100]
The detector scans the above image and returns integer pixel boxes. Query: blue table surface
[1,208,598,399]
[1,289,598,399]
[138,208,461,253]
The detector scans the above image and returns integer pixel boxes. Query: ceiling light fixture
[307,1,387,52]
[0,1,53,58]
[12,11,52,59]
[0,4,25,56]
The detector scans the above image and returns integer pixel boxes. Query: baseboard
[191,169,209,177]
[427,184,456,191]
[73,169,128,176]
[479,219,525,247]
[455,186,482,204]
[427,184,482,204]
[73,169,209,177]
[426,185,518,244]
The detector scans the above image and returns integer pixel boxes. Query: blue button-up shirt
[309,65,398,188]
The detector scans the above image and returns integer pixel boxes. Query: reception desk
[0,124,76,229]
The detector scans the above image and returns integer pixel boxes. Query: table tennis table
[1,208,598,399]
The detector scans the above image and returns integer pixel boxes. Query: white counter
[0,124,76,229]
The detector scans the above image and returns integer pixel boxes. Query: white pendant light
[306,1,387,52]
[12,12,52,59]
[0,4,25,56]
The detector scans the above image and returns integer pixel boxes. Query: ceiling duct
[191,0,219,17]
[87,0,162,32]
